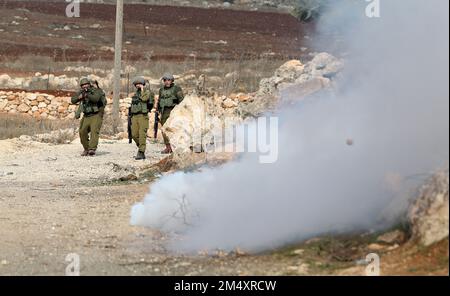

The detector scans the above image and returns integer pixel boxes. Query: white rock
[164,94,241,152]
[0,100,8,110]
[25,93,38,101]
[17,103,30,113]
[222,98,238,109]
[408,170,449,246]
[377,230,406,244]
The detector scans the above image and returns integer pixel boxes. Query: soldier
[71,77,107,157]
[130,76,154,160]
[157,73,184,154]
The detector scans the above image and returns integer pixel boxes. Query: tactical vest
[81,88,106,116]
[130,90,151,115]
[159,85,182,109]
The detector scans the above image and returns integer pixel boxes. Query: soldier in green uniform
[71,78,107,157]
[157,73,184,154]
[130,76,154,160]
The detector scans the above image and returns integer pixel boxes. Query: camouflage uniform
[71,78,107,156]
[130,88,154,154]
[158,83,184,146]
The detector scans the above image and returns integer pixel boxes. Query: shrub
[291,0,328,22]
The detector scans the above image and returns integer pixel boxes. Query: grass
[75,56,284,95]
[3,54,285,95]
[1,55,55,74]
[131,55,284,95]
[0,113,77,140]
[270,231,386,273]
[0,110,128,142]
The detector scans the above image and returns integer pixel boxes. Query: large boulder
[241,52,343,117]
[257,53,343,99]
[408,170,449,246]
[257,60,304,97]
[164,94,242,152]
[280,76,331,104]
[306,52,345,79]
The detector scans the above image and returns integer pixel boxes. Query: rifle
[153,96,160,139]
[127,107,133,144]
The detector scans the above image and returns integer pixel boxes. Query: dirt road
[0,138,316,276]
[0,138,166,275]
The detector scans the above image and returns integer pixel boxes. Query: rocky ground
[0,135,448,276]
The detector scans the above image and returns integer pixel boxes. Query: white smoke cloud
[131,0,449,252]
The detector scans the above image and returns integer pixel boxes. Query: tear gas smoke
[131,0,449,252]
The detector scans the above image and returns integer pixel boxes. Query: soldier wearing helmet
[129,76,155,160]
[157,73,184,154]
[71,77,107,157]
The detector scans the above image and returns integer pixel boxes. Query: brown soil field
[0,1,315,64]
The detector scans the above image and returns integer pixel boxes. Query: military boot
[81,150,89,157]
[161,144,173,154]
[88,149,96,156]
[135,151,146,160]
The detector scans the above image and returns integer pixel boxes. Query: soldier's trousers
[131,114,149,153]
[79,113,102,151]
[160,107,173,145]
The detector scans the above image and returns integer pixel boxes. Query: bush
[291,0,328,22]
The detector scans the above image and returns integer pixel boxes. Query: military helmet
[162,73,175,81]
[79,77,91,87]
[132,76,146,86]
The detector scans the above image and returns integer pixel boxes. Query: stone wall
[0,91,133,120]
[0,91,75,120]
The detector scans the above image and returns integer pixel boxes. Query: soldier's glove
[87,89,94,96]
[79,91,87,101]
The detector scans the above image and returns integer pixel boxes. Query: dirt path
[0,138,166,275]
[0,138,447,276]
[0,138,308,275]
[0,138,167,183]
